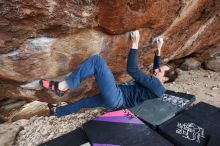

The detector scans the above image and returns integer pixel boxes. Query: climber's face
[154,65,170,83]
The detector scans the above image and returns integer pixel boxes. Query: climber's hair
[163,65,179,83]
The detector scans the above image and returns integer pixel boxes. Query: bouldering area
[0,0,220,146]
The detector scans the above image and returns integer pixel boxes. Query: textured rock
[97,0,180,34]
[0,29,106,82]
[0,0,98,53]
[0,100,26,111]
[0,115,8,123]
[0,81,39,101]
[0,119,28,146]
[0,99,27,122]
[11,101,49,121]
[0,0,220,119]
[180,58,201,71]
[204,51,220,72]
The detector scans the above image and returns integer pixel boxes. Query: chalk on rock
[152,35,164,45]
[20,80,42,90]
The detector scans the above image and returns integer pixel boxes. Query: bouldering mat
[83,109,173,146]
[130,90,196,128]
[39,128,90,146]
[160,90,196,110]
[130,99,179,128]
[158,102,220,146]
[207,136,220,146]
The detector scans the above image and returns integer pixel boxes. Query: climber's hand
[152,36,163,49]
[152,36,164,55]
[130,30,140,49]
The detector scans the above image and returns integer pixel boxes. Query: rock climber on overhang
[40,30,178,117]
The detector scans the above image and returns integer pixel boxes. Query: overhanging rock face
[0,0,219,102]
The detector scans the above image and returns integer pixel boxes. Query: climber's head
[154,65,179,83]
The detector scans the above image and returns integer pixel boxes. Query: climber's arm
[153,37,163,71]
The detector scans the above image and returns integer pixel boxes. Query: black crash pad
[207,136,220,146]
[158,102,220,146]
[83,109,173,146]
[39,128,90,146]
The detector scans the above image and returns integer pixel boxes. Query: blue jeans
[55,55,124,117]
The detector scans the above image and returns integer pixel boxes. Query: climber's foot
[47,103,57,116]
[40,79,65,97]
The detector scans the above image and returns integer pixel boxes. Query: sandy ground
[11,68,220,146]
[165,68,220,107]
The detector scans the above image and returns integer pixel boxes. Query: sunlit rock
[0,29,106,82]
[11,101,49,121]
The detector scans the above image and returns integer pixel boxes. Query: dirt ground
[165,68,220,107]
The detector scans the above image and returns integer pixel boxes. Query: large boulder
[204,50,220,72]
[180,58,201,71]
[0,0,219,116]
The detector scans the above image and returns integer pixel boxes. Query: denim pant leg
[55,94,106,117]
[61,55,123,113]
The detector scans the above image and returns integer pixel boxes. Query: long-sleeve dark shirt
[118,49,165,108]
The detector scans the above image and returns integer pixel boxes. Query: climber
[40,30,178,117]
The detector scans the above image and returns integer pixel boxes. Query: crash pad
[160,90,196,110]
[207,136,220,146]
[130,99,179,127]
[130,90,196,128]
[39,128,90,146]
[83,109,173,146]
[158,102,220,146]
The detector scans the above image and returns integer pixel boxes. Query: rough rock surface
[0,119,28,146]
[204,50,220,72]
[205,57,220,72]
[11,101,49,121]
[180,58,201,71]
[0,0,220,119]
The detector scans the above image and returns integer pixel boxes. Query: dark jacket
[119,49,165,108]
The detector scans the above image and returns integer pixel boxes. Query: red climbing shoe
[39,79,65,97]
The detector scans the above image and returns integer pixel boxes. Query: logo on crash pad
[176,122,205,143]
